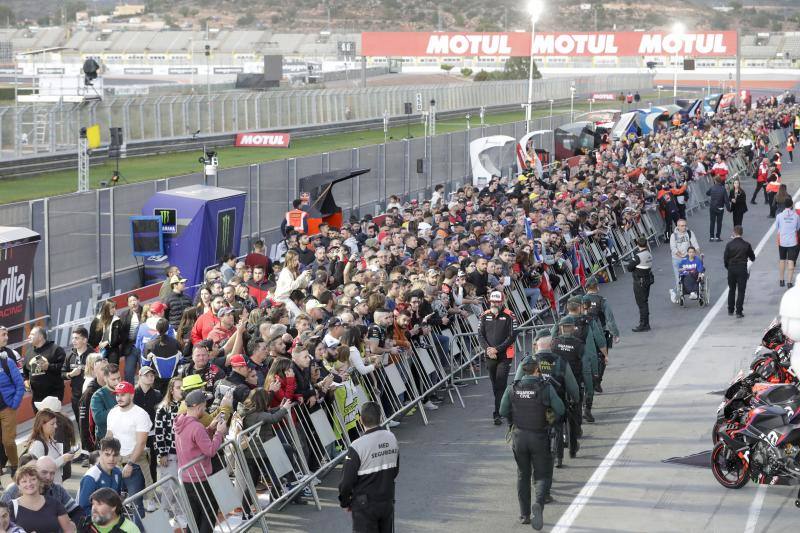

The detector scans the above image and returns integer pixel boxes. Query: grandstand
[1,28,799,80]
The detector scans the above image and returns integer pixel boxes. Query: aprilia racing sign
[0,229,39,342]
[361,31,737,57]
[234,132,291,148]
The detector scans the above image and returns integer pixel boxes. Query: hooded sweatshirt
[174,412,224,483]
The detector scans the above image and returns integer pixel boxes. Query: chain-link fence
[1,74,652,157]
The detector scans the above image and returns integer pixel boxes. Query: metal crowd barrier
[123,474,198,533]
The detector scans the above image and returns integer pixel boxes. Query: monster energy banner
[216,208,236,263]
[154,208,177,234]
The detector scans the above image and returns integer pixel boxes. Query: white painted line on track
[744,485,767,533]
[552,188,800,532]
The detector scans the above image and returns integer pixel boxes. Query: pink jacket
[175,413,224,482]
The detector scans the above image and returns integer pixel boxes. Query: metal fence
[0,78,660,344]
[1,74,652,157]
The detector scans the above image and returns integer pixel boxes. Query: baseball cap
[305,299,325,312]
[185,389,207,408]
[170,275,188,285]
[181,374,206,391]
[33,396,62,412]
[217,306,235,318]
[138,366,156,377]
[327,317,343,328]
[150,301,167,315]
[230,354,248,368]
[113,381,135,395]
[489,291,504,302]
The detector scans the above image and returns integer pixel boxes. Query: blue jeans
[121,345,140,383]
[122,463,146,528]
[524,287,541,309]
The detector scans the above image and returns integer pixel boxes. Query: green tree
[460,67,473,77]
[474,70,490,81]
[503,56,541,81]
[0,6,14,26]
[440,63,454,71]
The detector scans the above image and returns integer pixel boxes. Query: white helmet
[779,283,800,377]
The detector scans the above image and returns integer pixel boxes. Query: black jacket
[339,428,399,508]
[62,348,91,397]
[478,308,518,359]
[117,306,143,349]
[134,386,162,425]
[706,183,730,211]
[467,270,489,297]
[724,237,755,269]
[23,340,66,396]
[164,292,193,327]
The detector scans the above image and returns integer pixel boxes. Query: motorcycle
[712,404,800,508]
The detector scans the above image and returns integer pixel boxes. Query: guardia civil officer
[583,277,620,391]
[550,298,601,423]
[515,333,580,468]
[500,356,565,530]
[339,401,399,533]
[627,237,654,332]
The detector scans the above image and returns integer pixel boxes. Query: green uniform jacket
[602,298,620,337]
[499,375,566,422]
[514,354,580,404]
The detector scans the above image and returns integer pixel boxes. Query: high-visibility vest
[766,180,780,193]
[285,209,307,233]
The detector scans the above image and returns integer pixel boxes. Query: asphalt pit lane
[662,450,712,468]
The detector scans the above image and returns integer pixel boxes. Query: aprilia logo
[0,266,25,307]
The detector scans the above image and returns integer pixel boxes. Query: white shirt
[107,404,152,457]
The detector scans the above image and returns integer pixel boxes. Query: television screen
[130,217,163,257]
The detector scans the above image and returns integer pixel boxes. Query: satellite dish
[82,58,100,85]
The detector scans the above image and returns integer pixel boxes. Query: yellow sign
[85,124,101,149]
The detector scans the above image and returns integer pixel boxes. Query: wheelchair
[677,269,709,307]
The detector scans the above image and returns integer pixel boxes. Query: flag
[540,270,557,310]
[574,242,587,288]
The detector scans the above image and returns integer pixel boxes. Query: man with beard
[84,487,140,533]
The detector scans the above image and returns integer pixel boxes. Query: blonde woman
[274,250,312,307]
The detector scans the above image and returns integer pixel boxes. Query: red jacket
[269,375,298,408]
[190,311,220,345]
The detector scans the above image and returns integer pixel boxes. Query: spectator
[705,176,730,242]
[64,327,92,430]
[118,294,144,384]
[190,295,224,346]
[247,265,271,305]
[212,354,251,412]
[90,363,121,444]
[78,438,123,517]
[175,389,227,533]
[143,318,182,394]
[245,240,270,272]
[0,326,26,477]
[25,407,74,484]
[85,487,141,533]
[179,344,226,400]
[776,197,800,288]
[23,326,66,407]
[159,266,180,302]
[0,502,24,533]
[134,301,175,358]
[154,377,182,480]
[89,300,122,364]
[220,253,237,283]
[133,366,162,481]
[105,381,152,514]
[2,455,85,525]
[9,464,72,533]
[164,275,193,328]
[79,357,107,455]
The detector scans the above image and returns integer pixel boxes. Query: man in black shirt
[63,327,92,436]
[467,257,490,297]
[23,327,66,409]
[723,225,756,318]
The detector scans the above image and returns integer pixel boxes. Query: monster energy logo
[220,213,231,250]
[216,208,235,260]
[154,208,177,234]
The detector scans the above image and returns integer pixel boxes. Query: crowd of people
[0,92,795,532]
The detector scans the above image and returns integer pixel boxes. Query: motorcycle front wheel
[712,421,723,445]
[711,441,749,489]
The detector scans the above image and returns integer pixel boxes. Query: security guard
[282,198,309,236]
[583,279,620,392]
[515,332,581,468]
[627,236,654,332]
[500,356,564,530]
[478,291,519,425]
[339,401,399,533]
[551,298,601,423]
[580,294,608,394]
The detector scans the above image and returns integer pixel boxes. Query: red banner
[234,132,291,148]
[361,31,737,57]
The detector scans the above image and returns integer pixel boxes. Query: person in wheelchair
[678,246,705,300]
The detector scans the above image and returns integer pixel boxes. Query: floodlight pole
[78,129,89,192]
[735,28,741,109]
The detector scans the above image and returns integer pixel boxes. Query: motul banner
[591,93,616,101]
[234,132,291,147]
[361,31,737,57]
[0,227,40,343]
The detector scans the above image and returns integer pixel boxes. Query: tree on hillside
[503,56,541,81]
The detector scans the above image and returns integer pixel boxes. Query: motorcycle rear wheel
[711,441,749,489]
